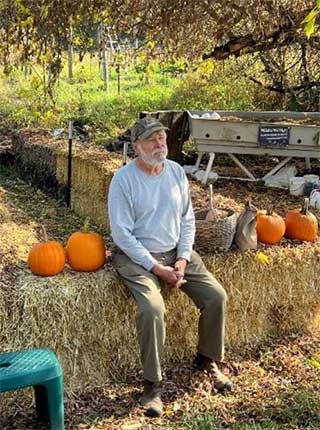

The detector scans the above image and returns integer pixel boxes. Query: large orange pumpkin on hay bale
[256,209,286,245]
[66,222,106,272]
[285,198,318,242]
[28,226,66,276]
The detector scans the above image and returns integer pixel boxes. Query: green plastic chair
[0,348,64,430]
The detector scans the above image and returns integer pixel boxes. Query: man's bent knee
[217,286,228,304]
[139,300,166,321]
[208,277,228,304]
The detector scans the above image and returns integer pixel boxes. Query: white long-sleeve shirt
[108,158,195,271]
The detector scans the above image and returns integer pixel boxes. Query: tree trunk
[134,38,139,65]
[99,24,109,90]
[101,46,109,90]
[68,21,74,80]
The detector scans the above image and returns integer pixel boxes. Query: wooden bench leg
[305,157,311,170]
[202,153,215,184]
[195,152,203,170]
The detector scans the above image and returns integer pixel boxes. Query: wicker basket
[194,185,237,253]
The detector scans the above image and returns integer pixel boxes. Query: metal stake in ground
[123,141,128,166]
[67,121,73,207]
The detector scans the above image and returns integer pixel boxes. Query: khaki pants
[112,248,227,383]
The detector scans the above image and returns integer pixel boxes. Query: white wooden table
[188,110,320,184]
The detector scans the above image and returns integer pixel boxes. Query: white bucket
[310,188,320,209]
[289,177,306,196]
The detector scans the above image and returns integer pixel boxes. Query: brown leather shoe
[193,353,233,393]
[140,380,163,417]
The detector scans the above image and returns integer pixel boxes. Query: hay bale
[0,282,10,345]
[204,244,320,347]
[1,268,199,391]
[65,154,115,227]
[11,129,122,227]
[12,130,66,195]
[1,244,320,393]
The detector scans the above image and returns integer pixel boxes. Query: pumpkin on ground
[256,209,286,245]
[28,226,66,276]
[285,198,318,242]
[66,221,106,272]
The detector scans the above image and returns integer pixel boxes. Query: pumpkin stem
[40,225,48,242]
[301,198,309,215]
[266,207,273,216]
[83,217,91,233]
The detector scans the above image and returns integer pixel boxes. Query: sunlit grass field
[0,55,261,142]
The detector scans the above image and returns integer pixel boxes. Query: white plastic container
[310,188,320,209]
[210,112,221,120]
[199,112,221,120]
[289,177,306,196]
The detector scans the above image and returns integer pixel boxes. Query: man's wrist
[176,257,188,263]
[151,262,163,275]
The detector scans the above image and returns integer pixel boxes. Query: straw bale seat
[1,244,320,393]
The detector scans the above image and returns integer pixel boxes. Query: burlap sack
[234,201,258,251]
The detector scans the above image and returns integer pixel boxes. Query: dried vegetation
[0,151,320,429]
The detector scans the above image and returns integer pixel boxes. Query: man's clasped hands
[152,258,188,289]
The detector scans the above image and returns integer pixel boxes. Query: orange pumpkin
[28,226,66,276]
[66,222,105,272]
[285,198,318,242]
[256,209,286,245]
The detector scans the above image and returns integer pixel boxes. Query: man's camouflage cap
[131,117,169,143]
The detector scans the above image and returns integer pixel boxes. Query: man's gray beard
[137,145,168,167]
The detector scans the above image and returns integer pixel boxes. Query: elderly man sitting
[108,117,232,418]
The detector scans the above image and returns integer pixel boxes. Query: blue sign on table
[258,125,290,147]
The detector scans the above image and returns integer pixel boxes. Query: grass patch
[0,58,178,138]
[0,57,267,141]
[177,412,221,430]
